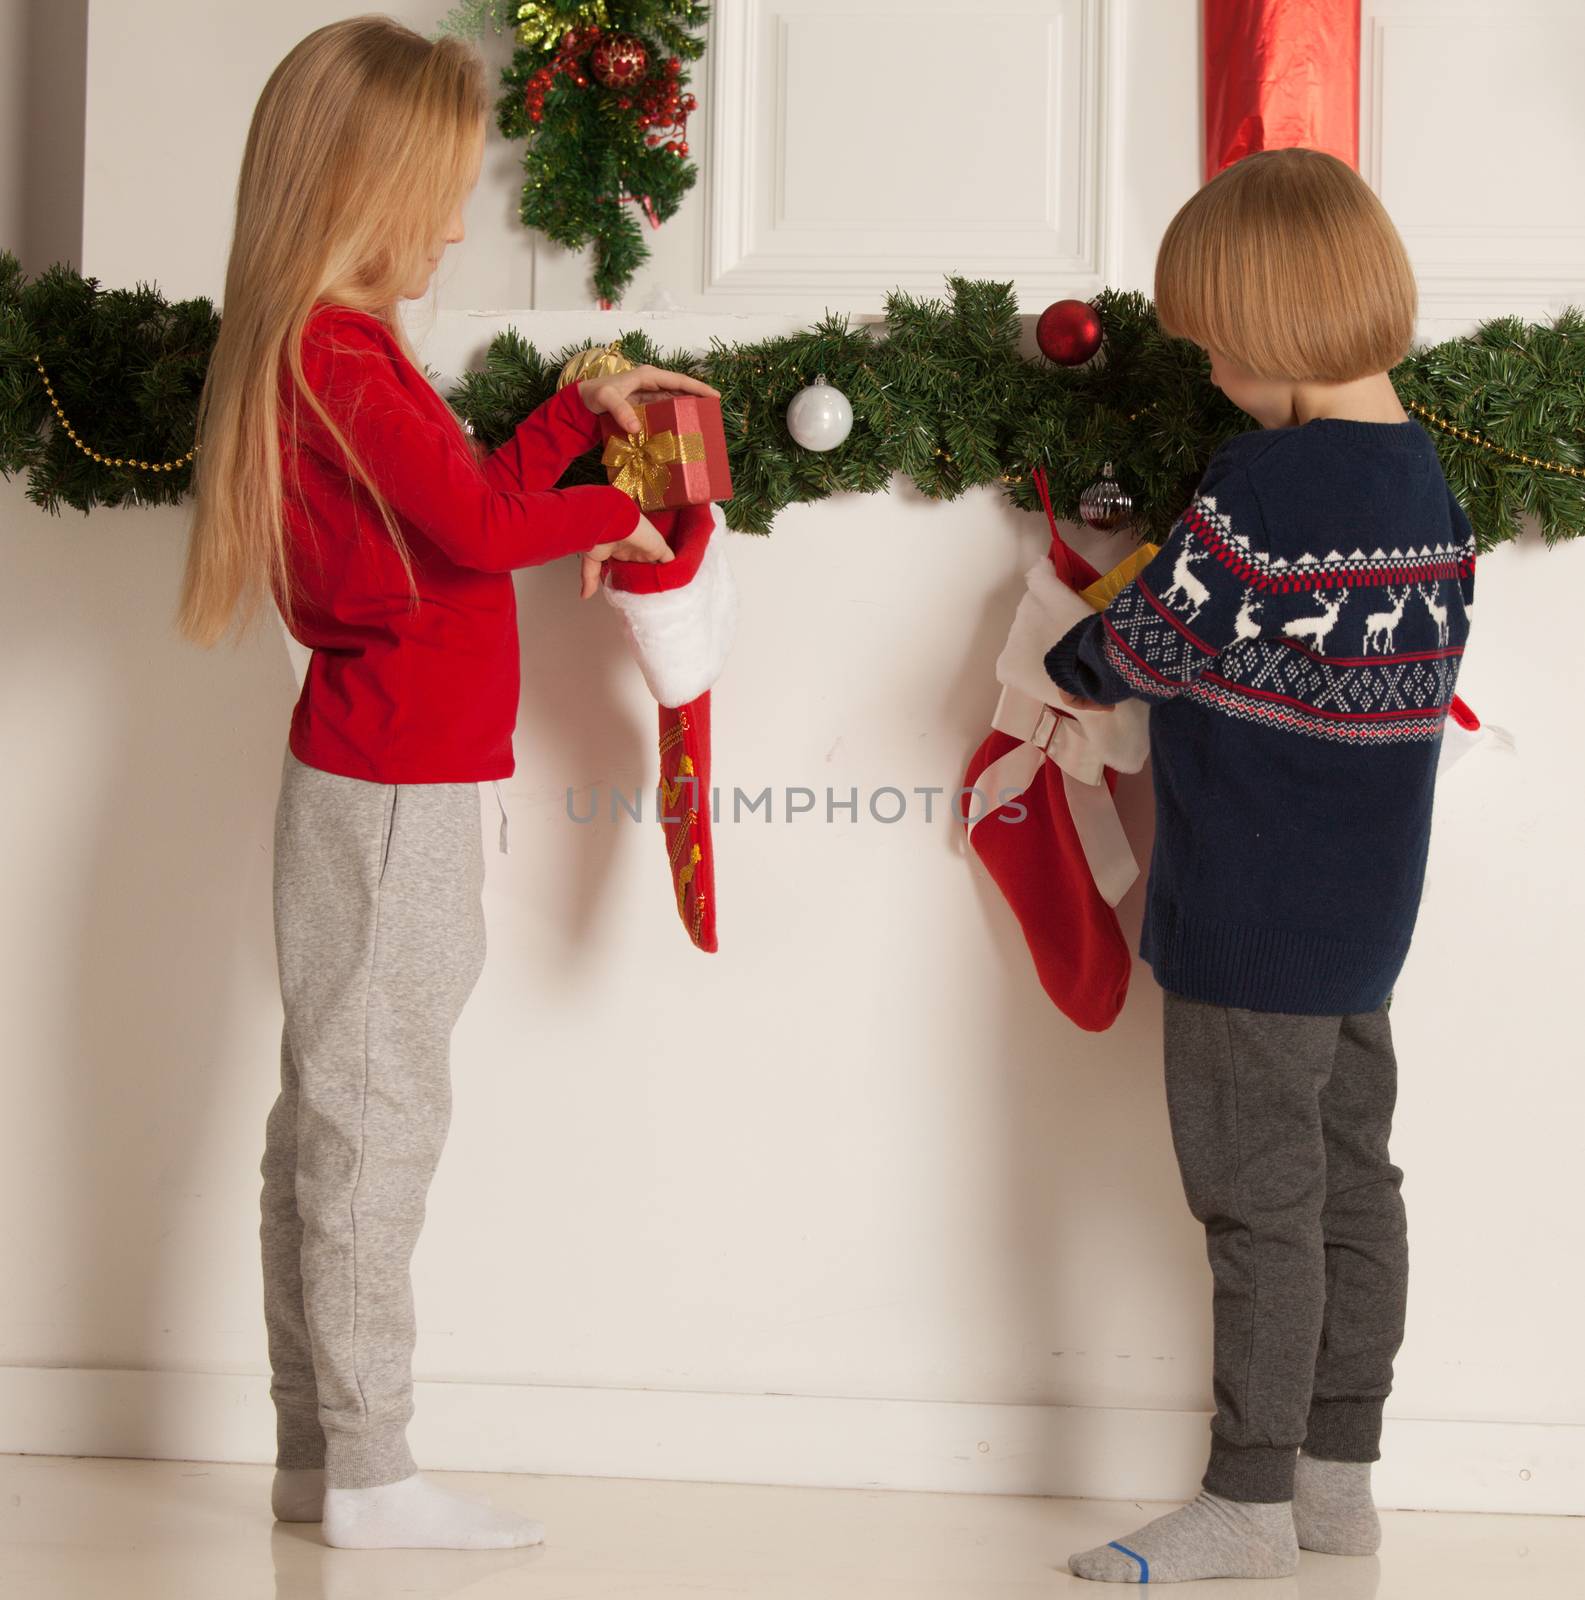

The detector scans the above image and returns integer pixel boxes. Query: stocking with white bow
[959,468,1153,1032]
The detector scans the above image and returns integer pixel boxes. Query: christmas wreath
[439,0,708,306]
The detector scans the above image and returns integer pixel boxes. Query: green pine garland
[0,254,215,511]
[440,0,708,305]
[3,251,1583,551]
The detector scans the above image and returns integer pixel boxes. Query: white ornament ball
[786,377,853,452]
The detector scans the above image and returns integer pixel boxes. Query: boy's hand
[579,364,721,436]
[579,512,674,600]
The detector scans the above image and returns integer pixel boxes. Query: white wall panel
[707,0,1120,307]
[0,0,26,259]
[1363,0,1585,329]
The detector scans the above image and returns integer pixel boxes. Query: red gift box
[598,394,733,512]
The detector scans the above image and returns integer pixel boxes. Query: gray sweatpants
[261,749,487,1489]
[1163,993,1408,1504]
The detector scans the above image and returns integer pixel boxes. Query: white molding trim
[1363,10,1585,323]
[705,0,1121,308]
[2,1366,1579,1515]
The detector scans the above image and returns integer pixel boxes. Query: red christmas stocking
[602,500,735,952]
[959,470,1153,1031]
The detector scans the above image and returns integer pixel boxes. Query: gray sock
[1068,1491,1298,1584]
[1294,1453,1381,1556]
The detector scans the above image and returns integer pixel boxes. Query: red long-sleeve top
[278,304,639,783]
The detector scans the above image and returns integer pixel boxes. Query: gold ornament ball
[558,341,636,390]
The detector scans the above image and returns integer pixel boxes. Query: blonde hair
[178,16,486,647]
[1154,148,1417,383]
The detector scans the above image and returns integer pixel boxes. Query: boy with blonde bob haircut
[1047,149,1474,1584]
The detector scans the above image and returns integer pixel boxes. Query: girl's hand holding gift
[579,363,720,435]
[577,364,722,597]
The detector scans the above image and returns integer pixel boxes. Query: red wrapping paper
[598,394,734,512]
[1204,0,1360,180]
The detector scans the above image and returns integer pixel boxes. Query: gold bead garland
[31,353,198,473]
[995,396,1585,494]
[1406,399,1585,480]
[28,347,1584,490]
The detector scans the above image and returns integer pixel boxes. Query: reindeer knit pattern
[1046,419,1474,1014]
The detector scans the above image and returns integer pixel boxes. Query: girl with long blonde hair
[180,15,713,1550]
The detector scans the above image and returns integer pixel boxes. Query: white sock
[271,1466,325,1522]
[321,1473,546,1551]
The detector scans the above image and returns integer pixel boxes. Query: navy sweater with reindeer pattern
[1046,419,1474,1015]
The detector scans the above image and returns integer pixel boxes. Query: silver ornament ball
[1079,462,1133,531]
[786,374,853,452]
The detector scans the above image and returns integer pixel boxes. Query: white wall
[0,0,25,256]
[2,0,1583,1515]
[77,0,534,308]
[2,0,87,276]
[75,0,1206,315]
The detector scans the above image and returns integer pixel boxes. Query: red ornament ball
[591,32,648,88]
[1036,299,1104,365]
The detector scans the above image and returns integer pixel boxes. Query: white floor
[1,1455,1579,1599]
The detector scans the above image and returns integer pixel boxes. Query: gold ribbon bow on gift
[601,416,707,511]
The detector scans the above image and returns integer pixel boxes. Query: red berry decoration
[591,32,648,89]
[1036,299,1104,365]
